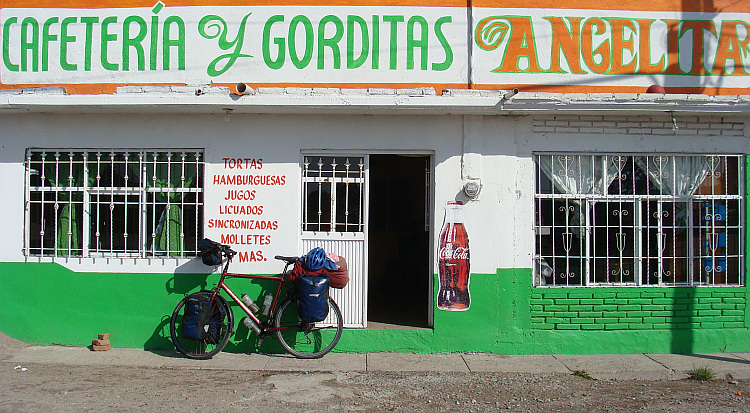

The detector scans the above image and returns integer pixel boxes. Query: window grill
[534,154,743,287]
[25,149,204,258]
[302,156,365,232]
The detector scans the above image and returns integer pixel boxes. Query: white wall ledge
[1,86,748,116]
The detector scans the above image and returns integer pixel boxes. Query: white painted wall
[1,111,747,276]
[0,112,463,274]
[451,113,749,273]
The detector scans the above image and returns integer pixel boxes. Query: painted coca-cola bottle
[437,200,470,311]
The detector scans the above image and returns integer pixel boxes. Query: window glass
[535,154,743,287]
[25,149,204,258]
[302,156,365,233]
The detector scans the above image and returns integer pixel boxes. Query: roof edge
[1,87,749,116]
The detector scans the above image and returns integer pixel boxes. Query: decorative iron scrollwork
[611,155,628,181]
[561,232,574,252]
[555,155,575,177]
[612,209,629,217]
[615,232,627,253]
[650,155,670,180]
[559,271,576,279]
[706,155,722,178]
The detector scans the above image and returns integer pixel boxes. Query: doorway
[367,154,431,327]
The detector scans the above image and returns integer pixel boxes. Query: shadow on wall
[167,270,211,295]
[144,259,212,350]
[144,259,283,353]
[144,315,173,350]
[670,290,695,354]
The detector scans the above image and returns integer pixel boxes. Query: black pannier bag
[199,238,223,266]
[296,275,330,322]
[181,293,212,341]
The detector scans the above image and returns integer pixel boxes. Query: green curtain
[146,153,198,256]
[44,153,84,256]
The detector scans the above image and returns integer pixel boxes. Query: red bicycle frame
[208,256,296,333]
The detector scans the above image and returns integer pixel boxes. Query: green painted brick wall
[1,263,750,354]
[530,288,747,331]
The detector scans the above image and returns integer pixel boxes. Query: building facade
[1,0,749,354]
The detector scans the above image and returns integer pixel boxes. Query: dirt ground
[2,333,750,412]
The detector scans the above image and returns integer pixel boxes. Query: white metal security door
[301,155,367,328]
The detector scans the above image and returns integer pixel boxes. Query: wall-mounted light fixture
[236,83,255,95]
[463,181,481,198]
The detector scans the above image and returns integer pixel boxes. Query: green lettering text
[318,15,343,69]
[406,16,428,70]
[100,16,119,71]
[262,15,285,70]
[347,15,369,69]
[41,17,59,72]
[164,16,186,70]
[382,15,404,70]
[3,17,19,72]
[198,14,248,76]
[289,15,313,69]
[21,17,40,72]
[123,16,147,71]
[432,16,453,71]
[80,17,99,71]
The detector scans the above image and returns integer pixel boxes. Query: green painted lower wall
[531,288,747,330]
[1,262,749,354]
[527,287,750,354]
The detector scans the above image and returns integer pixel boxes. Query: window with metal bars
[302,156,365,232]
[25,149,204,258]
[534,154,744,287]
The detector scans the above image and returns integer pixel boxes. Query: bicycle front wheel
[274,297,343,359]
[170,291,234,360]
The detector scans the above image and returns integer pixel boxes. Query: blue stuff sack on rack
[296,275,330,322]
[181,293,212,341]
[199,238,223,266]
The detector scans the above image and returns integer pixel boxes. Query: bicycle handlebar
[222,244,237,258]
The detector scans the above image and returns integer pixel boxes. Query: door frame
[299,150,434,328]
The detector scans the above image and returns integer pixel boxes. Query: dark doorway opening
[368,154,430,328]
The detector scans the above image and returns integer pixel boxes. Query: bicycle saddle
[275,255,299,264]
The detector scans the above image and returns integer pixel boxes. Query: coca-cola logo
[439,246,469,260]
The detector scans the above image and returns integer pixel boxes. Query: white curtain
[538,155,622,228]
[637,156,712,227]
[636,155,711,196]
[539,154,711,197]
[538,155,624,195]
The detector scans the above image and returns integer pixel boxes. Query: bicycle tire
[170,291,234,360]
[274,296,343,359]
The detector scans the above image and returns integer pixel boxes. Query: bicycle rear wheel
[170,291,233,359]
[274,296,343,359]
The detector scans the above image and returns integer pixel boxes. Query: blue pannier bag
[181,293,212,341]
[296,275,330,322]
